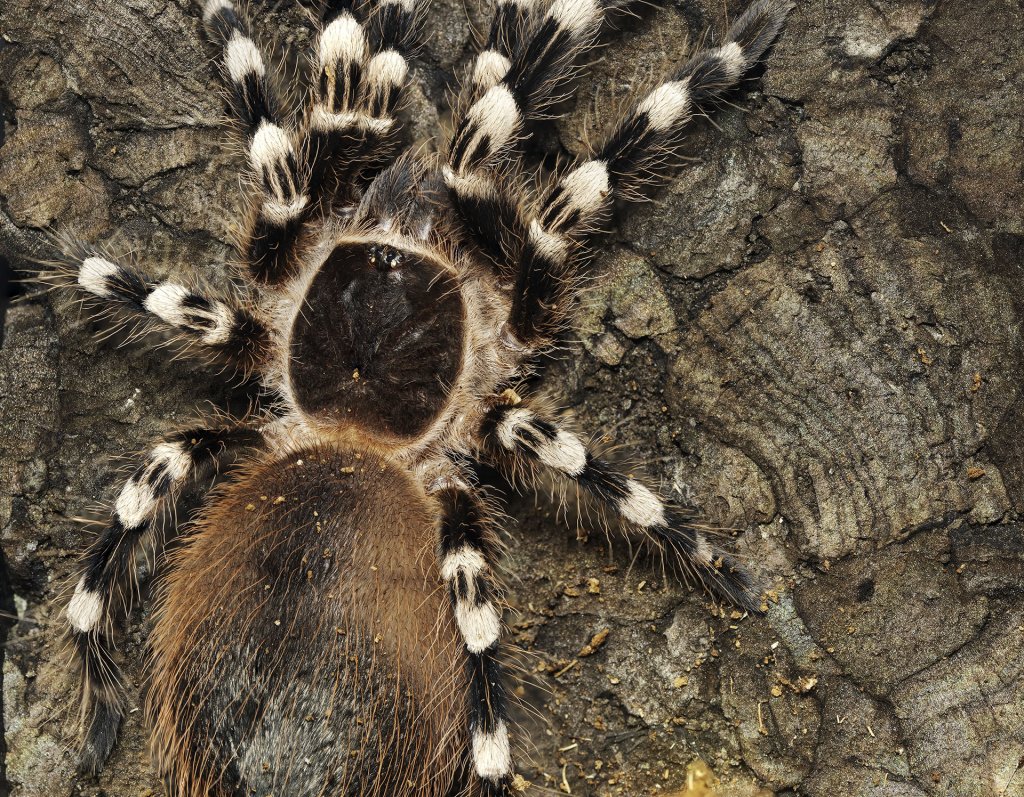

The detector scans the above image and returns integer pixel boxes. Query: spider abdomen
[288,242,466,443]
[147,447,465,797]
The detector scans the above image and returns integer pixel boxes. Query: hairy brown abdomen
[147,447,465,797]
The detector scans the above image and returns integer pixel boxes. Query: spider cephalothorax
[287,237,468,441]
[57,0,792,793]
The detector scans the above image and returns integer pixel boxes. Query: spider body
[148,448,465,796]
[57,0,792,793]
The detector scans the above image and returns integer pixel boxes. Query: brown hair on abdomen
[147,446,466,797]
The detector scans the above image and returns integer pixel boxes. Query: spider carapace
[57,0,793,793]
[289,239,468,441]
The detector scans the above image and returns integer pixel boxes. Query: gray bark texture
[1,0,1023,795]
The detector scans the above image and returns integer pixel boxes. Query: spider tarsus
[77,699,122,775]
[479,775,515,797]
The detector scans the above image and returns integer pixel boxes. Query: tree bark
[1,0,1022,795]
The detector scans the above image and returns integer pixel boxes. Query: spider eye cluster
[367,244,403,271]
[288,241,465,441]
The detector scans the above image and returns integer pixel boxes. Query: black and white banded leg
[444,0,607,282]
[448,0,607,175]
[480,398,761,611]
[67,252,270,372]
[67,425,263,772]
[204,0,312,284]
[508,0,794,345]
[434,483,514,794]
[468,0,537,94]
[304,0,418,202]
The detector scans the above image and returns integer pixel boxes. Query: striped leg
[304,0,418,204]
[435,483,514,794]
[65,251,270,373]
[445,0,606,280]
[204,0,312,284]
[469,0,537,95]
[508,0,795,345]
[479,397,761,611]
[67,425,263,772]
[448,0,606,175]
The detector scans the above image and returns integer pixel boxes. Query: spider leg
[304,0,419,204]
[478,396,762,612]
[58,250,271,374]
[447,0,607,176]
[204,0,312,284]
[508,0,794,346]
[203,0,419,281]
[433,480,515,795]
[467,0,537,96]
[67,424,264,773]
[444,0,609,280]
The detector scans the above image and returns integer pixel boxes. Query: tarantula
[58,0,791,793]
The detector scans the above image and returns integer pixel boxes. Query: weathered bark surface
[1,0,1023,795]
